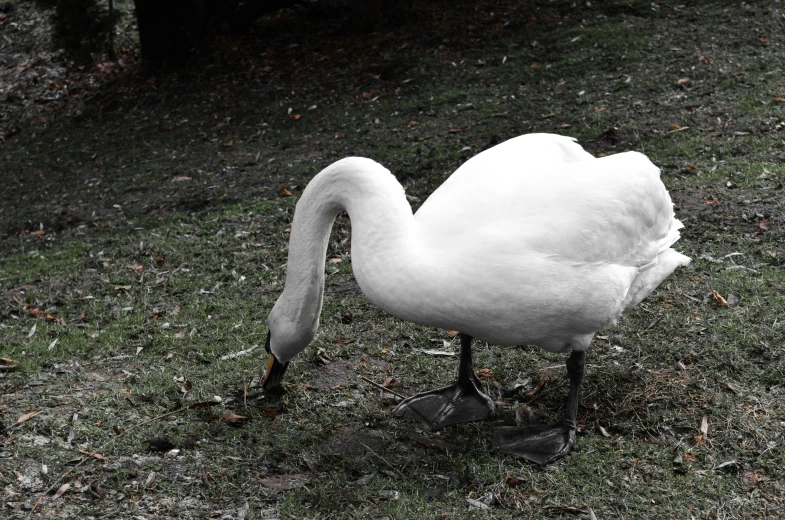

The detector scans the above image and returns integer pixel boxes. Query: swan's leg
[492,349,585,465]
[393,333,495,428]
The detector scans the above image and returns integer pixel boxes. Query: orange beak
[262,331,288,392]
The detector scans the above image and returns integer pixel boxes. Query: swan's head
[262,295,320,392]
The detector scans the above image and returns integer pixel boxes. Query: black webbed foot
[393,381,494,428]
[492,423,575,465]
[394,333,494,428]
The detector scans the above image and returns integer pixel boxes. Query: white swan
[262,133,690,464]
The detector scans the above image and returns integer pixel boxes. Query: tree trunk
[132,0,211,72]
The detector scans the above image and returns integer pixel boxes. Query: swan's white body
[267,134,690,363]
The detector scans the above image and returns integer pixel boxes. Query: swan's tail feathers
[622,248,690,312]
[661,218,686,252]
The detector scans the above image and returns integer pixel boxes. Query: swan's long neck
[269,157,421,362]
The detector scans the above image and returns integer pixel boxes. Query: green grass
[2,1,785,518]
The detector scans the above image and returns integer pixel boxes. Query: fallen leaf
[27,323,37,338]
[475,368,493,380]
[598,425,611,437]
[144,471,156,487]
[467,498,490,510]
[700,415,709,438]
[712,290,728,307]
[127,263,143,272]
[15,411,42,425]
[259,473,310,491]
[677,77,690,85]
[52,482,70,500]
[175,329,186,339]
[0,357,20,372]
[668,124,681,131]
[217,409,246,423]
[171,176,192,182]
[282,187,292,197]
[722,381,741,394]
[33,230,45,237]
[79,450,107,461]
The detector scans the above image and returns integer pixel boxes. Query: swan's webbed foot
[393,380,494,428]
[393,333,494,429]
[494,349,586,465]
[492,423,575,465]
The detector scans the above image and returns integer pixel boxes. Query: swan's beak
[262,330,288,392]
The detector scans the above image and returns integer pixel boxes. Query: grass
[2,0,785,518]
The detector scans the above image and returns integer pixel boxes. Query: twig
[360,376,406,399]
[681,293,701,303]
[29,407,184,515]
[359,443,406,479]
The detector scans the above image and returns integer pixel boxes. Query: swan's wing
[416,134,594,221]
[415,138,681,271]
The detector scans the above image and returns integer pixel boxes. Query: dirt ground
[2,0,785,519]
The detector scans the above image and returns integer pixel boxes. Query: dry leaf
[144,471,156,487]
[700,415,709,439]
[475,368,493,380]
[259,473,310,491]
[712,290,728,307]
[0,357,20,373]
[15,411,42,425]
[668,124,681,131]
[677,77,690,85]
[79,450,107,461]
[218,409,246,423]
[282,187,292,197]
[598,425,611,437]
[52,482,70,500]
[127,263,143,272]
[175,329,186,339]
[171,176,192,182]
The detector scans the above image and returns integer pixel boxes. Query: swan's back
[415,134,679,270]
